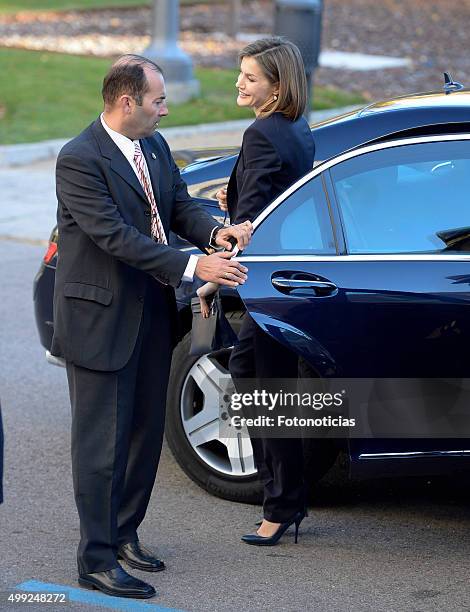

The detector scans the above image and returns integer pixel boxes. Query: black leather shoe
[78,566,156,599]
[118,541,165,572]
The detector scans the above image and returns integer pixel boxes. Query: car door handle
[272,277,338,296]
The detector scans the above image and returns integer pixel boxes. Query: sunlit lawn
[0,0,216,12]
[0,49,365,144]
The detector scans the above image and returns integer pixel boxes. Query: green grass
[0,49,365,144]
[0,0,214,13]
[0,0,148,12]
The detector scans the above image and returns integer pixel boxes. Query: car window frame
[237,132,470,263]
[241,173,339,257]
[327,137,470,256]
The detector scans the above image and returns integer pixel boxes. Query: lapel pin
[151,152,156,159]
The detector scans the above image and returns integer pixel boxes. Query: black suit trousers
[66,279,173,574]
[229,315,305,523]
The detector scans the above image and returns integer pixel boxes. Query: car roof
[312,89,470,161]
[182,88,470,186]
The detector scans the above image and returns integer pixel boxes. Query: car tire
[166,311,263,503]
[165,311,339,504]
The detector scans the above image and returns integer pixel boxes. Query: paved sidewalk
[0,106,359,245]
[1,159,57,244]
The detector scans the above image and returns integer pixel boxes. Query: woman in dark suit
[217,37,315,545]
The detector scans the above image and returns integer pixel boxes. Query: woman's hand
[199,296,211,318]
[216,187,228,212]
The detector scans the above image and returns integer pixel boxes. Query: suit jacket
[227,112,315,224]
[51,118,218,371]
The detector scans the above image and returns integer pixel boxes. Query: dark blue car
[34,84,470,503]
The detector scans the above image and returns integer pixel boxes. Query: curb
[0,138,67,168]
[0,106,360,168]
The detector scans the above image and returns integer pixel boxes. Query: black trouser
[66,281,173,575]
[229,314,305,523]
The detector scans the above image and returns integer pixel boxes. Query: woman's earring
[273,94,278,101]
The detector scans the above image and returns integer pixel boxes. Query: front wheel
[165,313,340,503]
[166,315,263,503]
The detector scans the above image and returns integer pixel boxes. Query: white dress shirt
[100,114,199,281]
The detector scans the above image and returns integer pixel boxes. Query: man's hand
[195,251,248,287]
[216,187,228,212]
[215,220,253,251]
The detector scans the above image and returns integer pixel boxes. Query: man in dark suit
[52,54,251,599]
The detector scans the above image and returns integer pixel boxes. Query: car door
[237,134,470,458]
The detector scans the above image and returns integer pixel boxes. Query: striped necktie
[133,141,168,244]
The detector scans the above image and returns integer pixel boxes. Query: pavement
[2,238,470,612]
[0,106,360,245]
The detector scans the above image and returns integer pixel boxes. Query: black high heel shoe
[242,510,305,546]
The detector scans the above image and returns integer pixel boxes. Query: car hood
[173,146,240,170]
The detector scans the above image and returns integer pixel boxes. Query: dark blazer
[227,112,315,224]
[51,118,218,372]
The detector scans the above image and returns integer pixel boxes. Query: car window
[243,176,336,256]
[331,139,470,254]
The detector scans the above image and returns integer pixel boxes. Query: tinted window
[331,139,470,254]
[243,176,336,256]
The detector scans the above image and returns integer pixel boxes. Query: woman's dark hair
[102,54,163,106]
[238,37,308,121]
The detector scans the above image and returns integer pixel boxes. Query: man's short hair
[102,54,163,107]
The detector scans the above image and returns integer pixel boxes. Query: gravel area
[0,3,270,68]
[319,0,470,99]
[1,0,470,100]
